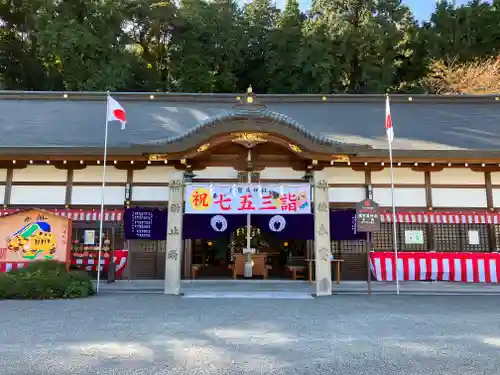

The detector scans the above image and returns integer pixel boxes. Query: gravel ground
[1,295,500,375]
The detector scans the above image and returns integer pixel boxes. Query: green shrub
[0,260,95,300]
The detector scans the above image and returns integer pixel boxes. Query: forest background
[1,0,499,94]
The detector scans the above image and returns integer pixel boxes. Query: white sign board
[84,230,96,245]
[184,184,312,215]
[404,230,424,245]
[468,230,480,245]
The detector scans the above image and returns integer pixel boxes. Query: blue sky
[403,0,471,21]
[278,0,477,20]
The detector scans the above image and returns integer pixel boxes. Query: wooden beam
[3,168,13,207]
[424,171,435,250]
[484,171,497,250]
[424,171,433,209]
[124,169,133,209]
[65,169,74,207]
[485,171,494,210]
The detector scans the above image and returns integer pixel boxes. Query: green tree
[206,0,246,92]
[169,0,216,91]
[238,0,279,92]
[268,0,305,93]
[309,0,418,93]
[36,0,134,90]
[299,17,337,93]
[425,0,499,62]
[124,0,178,90]
[0,0,59,89]
[0,0,499,94]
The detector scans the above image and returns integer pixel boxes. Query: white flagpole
[96,92,110,294]
[387,94,400,295]
[245,149,252,278]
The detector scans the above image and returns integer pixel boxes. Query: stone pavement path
[1,295,500,375]
[97,279,500,295]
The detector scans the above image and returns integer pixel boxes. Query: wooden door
[130,240,166,279]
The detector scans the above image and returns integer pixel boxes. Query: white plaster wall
[133,166,174,183]
[373,187,426,207]
[132,186,169,201]
[10,186,66,205]
[72,186,125,205]
[432,188,487,208]
[12,166,67,182]
[73,166,127,183]
[371,168,425,184]
[0,185,4,204]
[0,169,7,182]
[491,189,500,207]
[328,187,365,203]
[194,167,238,180]
[431,169,485,185]
[259,168,304,180]
[489,173,500,185]
[326,168,365,184]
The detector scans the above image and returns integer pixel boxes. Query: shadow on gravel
[1,295,500,374]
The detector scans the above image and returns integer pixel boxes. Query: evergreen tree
[0,0,497,93]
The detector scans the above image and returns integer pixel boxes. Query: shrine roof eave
[2,147,500,163]
[356,149,500,161]
[128,110,372,155]
[0,90,498,104]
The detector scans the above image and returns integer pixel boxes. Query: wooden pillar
[485,171,496,251]
[4,168,13,206]
[364,170,372,199]
[183,239,193,279]
[425,171,435,250]
[164,172,184,295]
[65,169,74,207]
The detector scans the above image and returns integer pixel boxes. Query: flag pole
[96,91,110,294]
[386,94,400,295]
[244,149,252,278]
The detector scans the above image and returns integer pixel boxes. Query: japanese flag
[385,95,394,144]
[107,95,127,130]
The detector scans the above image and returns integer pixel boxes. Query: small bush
[422,57,500,94]
[0,260,95,300]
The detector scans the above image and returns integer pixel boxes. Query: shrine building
[0,88,500,295]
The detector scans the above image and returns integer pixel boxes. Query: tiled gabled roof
[0,91,498,154]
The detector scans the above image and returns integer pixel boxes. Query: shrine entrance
[183,180,314,280]
[188,221,309,280]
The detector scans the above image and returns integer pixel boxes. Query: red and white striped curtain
[370,251,500,283]
[379,212,499,224]
[0,209,498,224]
[0,209,124,221]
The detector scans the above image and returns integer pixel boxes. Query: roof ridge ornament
[233,85,266,113]
[231,132,267,148]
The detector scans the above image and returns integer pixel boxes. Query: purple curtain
[251,214,314,240]
[330,209,366,241]
[183,214,247,239]
[124,208,168,240]
[182,210,365,241]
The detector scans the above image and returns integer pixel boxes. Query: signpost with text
[356,199,381,294]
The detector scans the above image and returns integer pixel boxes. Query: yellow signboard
[0,209,72,266]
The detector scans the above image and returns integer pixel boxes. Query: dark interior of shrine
[191,226,308,279]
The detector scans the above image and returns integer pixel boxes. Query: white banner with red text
[370,251,500,283]
[184,184,312,214]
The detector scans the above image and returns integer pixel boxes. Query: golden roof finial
[233,84,266,112]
